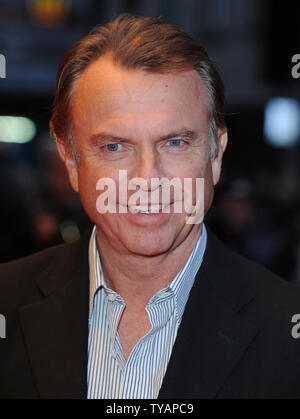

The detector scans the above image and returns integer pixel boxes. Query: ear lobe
[56,138,79,192]
[212,129,228,186]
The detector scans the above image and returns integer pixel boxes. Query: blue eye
[168,139,184,146]
[105,143,122,152]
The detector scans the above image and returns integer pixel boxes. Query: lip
[117,201,178,210]
[122,202,175,225]
[127,203,173,213]
[126,209,170,226]
[126,203,172,206]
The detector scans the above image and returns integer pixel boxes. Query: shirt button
[107,294,115,302]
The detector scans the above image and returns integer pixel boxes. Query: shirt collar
[88,226,106,317]
[88,224,207,323]
[167,224,207,322]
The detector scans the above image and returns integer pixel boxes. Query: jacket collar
[19,228,92,399]
[158,228,258,398]
[20,226,258,399]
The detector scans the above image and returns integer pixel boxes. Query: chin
[124,235,175,257]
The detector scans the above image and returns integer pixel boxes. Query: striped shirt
[87,224,207,399]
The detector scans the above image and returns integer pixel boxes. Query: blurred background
[0,0,300,282]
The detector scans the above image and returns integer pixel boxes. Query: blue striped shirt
[87,225,207,399]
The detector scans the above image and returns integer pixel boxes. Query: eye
[167,139,187,147]
[105,143,123,152]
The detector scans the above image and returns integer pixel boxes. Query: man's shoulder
[200,230,300,383]
[0,228,92,308]
[206,228,300,313]
[200,235,300,398]
[0,242,70,310]
[229,242,300,303]
[0,240,74,280]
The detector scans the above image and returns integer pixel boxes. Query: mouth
[127,203,171,214]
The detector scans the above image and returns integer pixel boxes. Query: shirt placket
[106,291,126,383]
[121,289,176,398]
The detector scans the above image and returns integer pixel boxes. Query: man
[1,14,300,399]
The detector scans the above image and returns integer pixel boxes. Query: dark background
[0,0,300,282]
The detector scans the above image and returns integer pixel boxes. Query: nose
[131,148,162,192]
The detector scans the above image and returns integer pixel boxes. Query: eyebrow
[89,133,127,146]
[89,129,198,145]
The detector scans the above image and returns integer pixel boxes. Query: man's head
[50,14,226,161]
[50,14,227,257]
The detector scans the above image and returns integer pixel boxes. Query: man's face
[59,56,227,256]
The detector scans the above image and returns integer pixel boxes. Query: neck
[95,224,203,307]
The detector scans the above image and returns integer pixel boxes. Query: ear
[56,138,79,192]
[211,129,228,186]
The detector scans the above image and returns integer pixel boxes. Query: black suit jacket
[1,227,300,399]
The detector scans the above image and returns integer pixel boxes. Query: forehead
[71,55,209,138]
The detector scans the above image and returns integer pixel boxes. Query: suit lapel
[158,230,259,399]
[19,229,91,399]
[19,226,258,399]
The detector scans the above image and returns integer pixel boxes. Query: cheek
[189,159,214,210]
[203,167,215,213]
[76,164,100,214]
[77,162,124,218]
